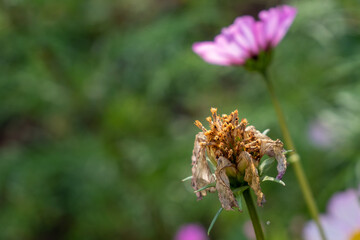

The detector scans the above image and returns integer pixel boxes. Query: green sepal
[259,157,275,176]
[232,185,249,196]
[194,182,216,193]
[262,175,286,186]
[244,50,272,73]
[236,194,243,212]
[233,186,249,212]
[207,207,223,236]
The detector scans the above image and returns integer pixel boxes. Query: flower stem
[260,70,327,240]
[243,188,265,240]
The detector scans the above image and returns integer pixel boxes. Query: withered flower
[191,108,287,210]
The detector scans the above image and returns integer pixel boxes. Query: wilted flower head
[191,108,287,210]
[192,5,297,70]
[303,188,360,240]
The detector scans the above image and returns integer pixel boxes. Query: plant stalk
[243,188,265,240]
[260,70,327,240]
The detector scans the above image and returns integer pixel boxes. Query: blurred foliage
[0,0,359,239]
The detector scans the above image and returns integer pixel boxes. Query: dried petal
[215,157,239,211]
[259,138,286,179]
[191,133,216,199]
[247,126,287,180]
[241,151,265,206]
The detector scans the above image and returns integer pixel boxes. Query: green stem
[243,188,265,240]
[260,70,327,240]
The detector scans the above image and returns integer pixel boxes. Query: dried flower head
[191,108,287,210]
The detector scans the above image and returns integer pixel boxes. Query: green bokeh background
[0,0,359,239]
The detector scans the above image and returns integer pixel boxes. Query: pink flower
[303,188,360,240]
[192,5,297,66]
[174,223,208,240]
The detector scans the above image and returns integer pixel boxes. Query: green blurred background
[0,0,359,239]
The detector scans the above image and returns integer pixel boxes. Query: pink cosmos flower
[303,188,360,240]
[192,5,297,66]
[174,223,208,240]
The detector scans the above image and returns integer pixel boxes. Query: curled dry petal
[191,133,216,199]
[215,157,240,211]
[264,139,287,179]
[241,151,265,206]
[247,126,287,180]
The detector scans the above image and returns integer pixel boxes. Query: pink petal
[254,21,267,51]
[175,224,208,240]
[214,34,247,63]
[303,215,348,240]
[192,42,233,66]
[221,24,251,60]
[258,8,279,46]
[303,189,360,240]
[327,189,360,231]
[259,5,297,47]
[231,16,259,55]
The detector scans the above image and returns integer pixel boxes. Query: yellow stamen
[351,230,360,240]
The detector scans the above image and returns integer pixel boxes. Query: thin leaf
[207,207,223,236]
[262,176,286,186]
[194,182,216,193]
[262,129,270,135]
[181,176,192,182]
[259,158,275,176]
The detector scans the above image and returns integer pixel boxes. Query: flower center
[350,230,360,240]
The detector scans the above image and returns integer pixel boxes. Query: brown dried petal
[215,157,239,211]
[247,126,287,180]
[191,132,216,199]
[241,151,265,206]
[259,139,287,179]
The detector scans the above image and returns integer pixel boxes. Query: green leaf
[181,176,192,182]
[259,158,275,176]
[262,176,286,186]
[207,207,223,236]
[262,129,270,135]
[194,182,216,193]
